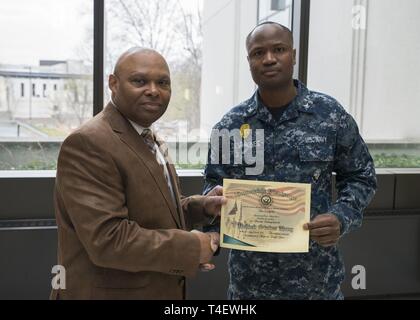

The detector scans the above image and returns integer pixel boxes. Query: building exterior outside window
[0,0,93,170]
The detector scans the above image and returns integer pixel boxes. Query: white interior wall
[307,0,420,142]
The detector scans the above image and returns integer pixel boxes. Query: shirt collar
[109,98,152,136]
[128,119,151,137]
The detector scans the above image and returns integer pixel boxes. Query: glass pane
[105,0,206,169]
[258,0,293,27]
[307,0,420,168]
[0,0,93,170]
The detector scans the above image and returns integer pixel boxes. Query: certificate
[220,179,311,253]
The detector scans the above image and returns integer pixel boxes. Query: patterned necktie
[141,129,175,204]
[141,128,157,156]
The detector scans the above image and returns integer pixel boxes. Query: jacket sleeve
[179,195,210,230]
[200,129,231,233]
[56,132,201,278]
[330,111,377,236]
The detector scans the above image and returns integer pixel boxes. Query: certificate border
[220,178,311,253]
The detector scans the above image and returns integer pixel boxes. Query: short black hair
[246,21,294,51]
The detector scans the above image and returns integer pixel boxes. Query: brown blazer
[51,103,210,300]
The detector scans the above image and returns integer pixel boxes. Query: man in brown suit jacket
[51,48,225,300]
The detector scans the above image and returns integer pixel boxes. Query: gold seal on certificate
[220,179,311,253]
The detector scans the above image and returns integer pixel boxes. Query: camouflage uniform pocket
[298,143,334,162]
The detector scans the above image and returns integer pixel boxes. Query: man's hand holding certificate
[220,179,311,253]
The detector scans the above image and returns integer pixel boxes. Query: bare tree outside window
[106,0,203,132]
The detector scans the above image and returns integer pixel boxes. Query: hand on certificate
[303,213,341,247]
[203,186,227,222]
[191,231,220,272]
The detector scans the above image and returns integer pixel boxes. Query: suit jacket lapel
[166,160,187,230]
[104,104,182,228]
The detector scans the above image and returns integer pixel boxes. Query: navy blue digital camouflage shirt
[203,80,377,300]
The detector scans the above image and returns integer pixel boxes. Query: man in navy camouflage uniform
[203,22,377,299]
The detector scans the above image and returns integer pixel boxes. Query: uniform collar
[245,80,315,125]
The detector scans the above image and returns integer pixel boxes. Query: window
[0,0,93,170]
[105,0,296,170]
[307,0,420,168]
[1,0,301,171]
